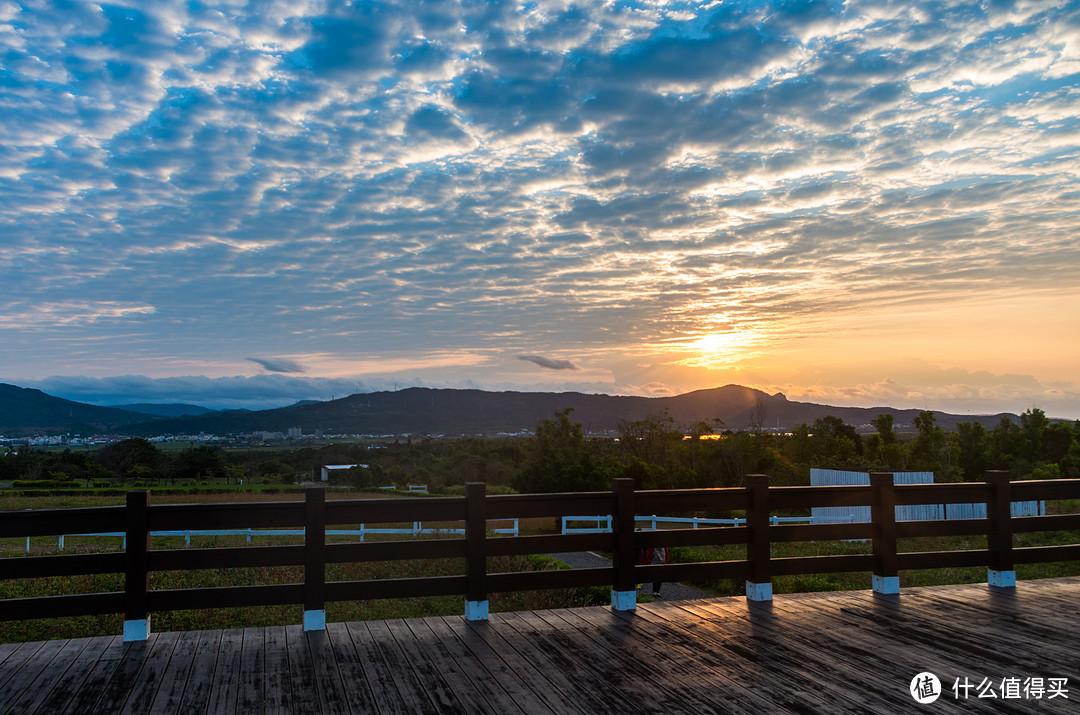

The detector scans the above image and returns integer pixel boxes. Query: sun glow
[673,330,767,369]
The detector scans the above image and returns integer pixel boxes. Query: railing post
[123,490,151,641]
[986,471,1015,588]
[611,478,637,611]
[465,482,489,620]
[304,487,326,631]
[870,472,899,595]
[745,474,772,601]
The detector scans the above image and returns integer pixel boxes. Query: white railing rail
[20,518,519,552]
[561,514,855,534]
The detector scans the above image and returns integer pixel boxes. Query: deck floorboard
[0,577,1076,713]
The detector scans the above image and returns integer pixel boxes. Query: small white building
[320,464,367,481]
[810,469,1044,523]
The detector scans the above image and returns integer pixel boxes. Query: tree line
[1,408,1076,493]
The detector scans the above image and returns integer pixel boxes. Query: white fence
[561,514,854,534]
[809,469,1045,524]
[20,518,519,553]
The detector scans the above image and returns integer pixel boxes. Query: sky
[1,0,1078,417]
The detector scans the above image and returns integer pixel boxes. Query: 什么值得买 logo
[911,672,942,704]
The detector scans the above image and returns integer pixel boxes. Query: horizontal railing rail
[0,471,1077,641]
[16,519,520,552]
[561,513,856,534]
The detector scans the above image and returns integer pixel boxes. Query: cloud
[29,374,363,411]
[517,355,581,371]
[246,357,306,373]
[0,0,1077,418]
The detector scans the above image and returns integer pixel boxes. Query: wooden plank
[284,624,321,715]
[305,488,326,615]
[0,637,79,714]
[644,600,906,713]
[0,641,42,690]
[552,606,774,714]
[0,577,1073,714]
[495,610,652,714]
[437,617,566,714]
[323,622,378,713]
[478,612,619,714]
[748,589,1065,707]
[119,631,180,715]
[466,482,488,603]
[177,629,222,713]
[263,626,293,715]
[206,628,244,713]
[89,636,155,714]
[0,551,124,579]
[60,636,127,715]
[683,596,975,710]
[594,604,794,711]
[362,619,441,715]
[411,617,524,714]
[238,627,266,713]
[305,628,351,715]
[530,608,700,713]
[343,620,431,715]
[383,619,464,712]
[771,599,1009,714]
[887,587,1080,667]
[27,636,111,714]
[635,486,747,513]
[0,641,21,668]
[124,490,150,626]
[146,628,201,714]
[612,478,636,593]
[0,591,125,621]
[0,506,124,537]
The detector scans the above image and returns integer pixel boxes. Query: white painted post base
[465,599,489,621]
[123,618,150,642]
[988,569,1016,588]
[303,609,326,631]
[611,590,637,611]
[873,574,900,595]
[745,581,772,601]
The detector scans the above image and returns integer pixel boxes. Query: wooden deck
[1,577,1077,714]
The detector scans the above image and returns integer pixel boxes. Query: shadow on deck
[1,577,1078,713]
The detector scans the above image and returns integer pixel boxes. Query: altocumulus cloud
[0,0,1076,414]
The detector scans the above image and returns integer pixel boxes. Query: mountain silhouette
[0,383,1014,437]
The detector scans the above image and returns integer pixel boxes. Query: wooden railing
[1,472,1078,640]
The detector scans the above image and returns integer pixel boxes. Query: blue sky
[1,0,1078,416]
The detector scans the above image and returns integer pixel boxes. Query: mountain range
[0,382,1016,438]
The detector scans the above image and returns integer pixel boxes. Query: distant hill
[119,384,1014,438]
[0,383,159,437]
[111,403,217,418]
[0,382,1017,438]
